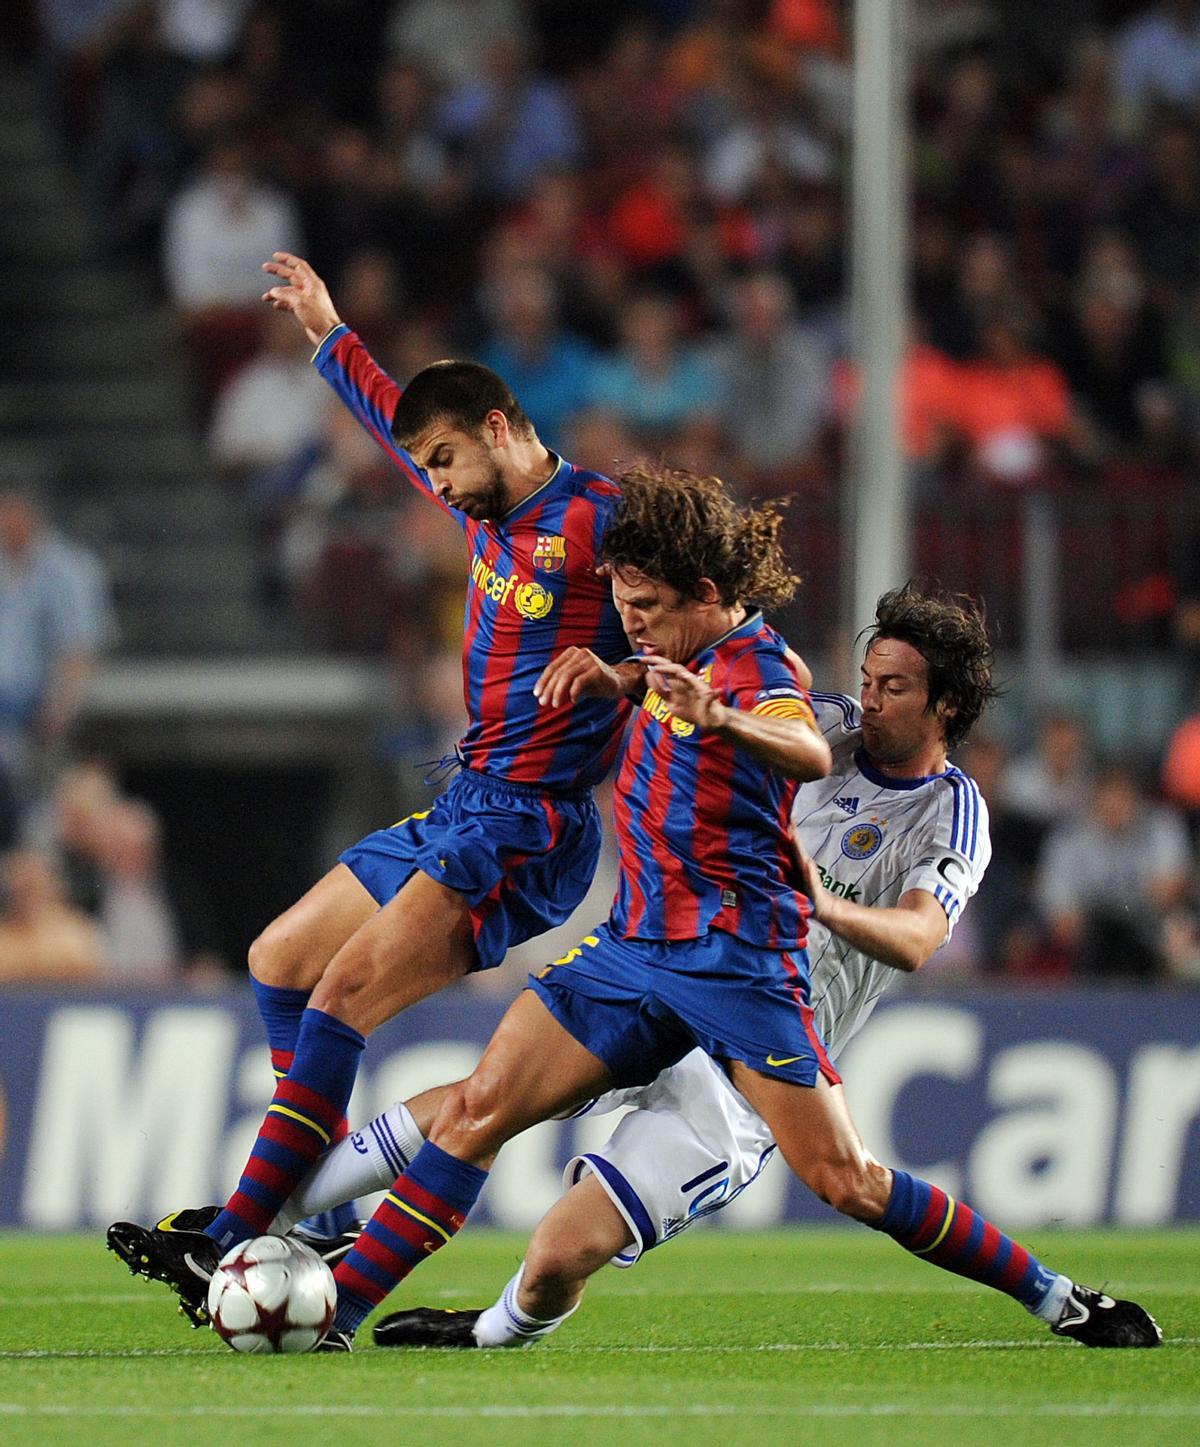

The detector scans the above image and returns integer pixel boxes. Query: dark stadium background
[0,1,1197,1238]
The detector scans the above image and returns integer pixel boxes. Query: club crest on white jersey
[798,693,991,1059]
[840,821,884,859]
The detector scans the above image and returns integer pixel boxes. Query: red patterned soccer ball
[207,1236,337,1354]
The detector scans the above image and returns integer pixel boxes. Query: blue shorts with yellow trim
[340,768,601,972]
[528,921,841,1088]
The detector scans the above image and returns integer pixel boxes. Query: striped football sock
[272,1103,424,1234]
[249,979,360,1237]
[331,1141,488,1335]
[249,977,309,1075]
[206,1008,365,1252]
[878,1170,1070,1319]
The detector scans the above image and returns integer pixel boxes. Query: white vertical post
[1021,491,1061,709]
[845,0,910,644]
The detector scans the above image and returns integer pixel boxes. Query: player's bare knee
[248,923,298,987]
[805,1158,886,1222]
[459,1068,508,1133]
[306,948,393,1033]
[428,1072,513,1162]
[427,1082,471,1151]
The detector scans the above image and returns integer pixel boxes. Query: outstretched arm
[261,252,454,514]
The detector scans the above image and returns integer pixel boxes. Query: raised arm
[261,252,450,513]
[262,251,342,347]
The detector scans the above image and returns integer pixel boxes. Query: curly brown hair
[601,465,800,610]
[866,583,999,748]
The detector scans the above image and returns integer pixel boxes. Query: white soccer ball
[207,1235,337,1354]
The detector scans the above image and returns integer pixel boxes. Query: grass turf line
[0,1228,1195,1447]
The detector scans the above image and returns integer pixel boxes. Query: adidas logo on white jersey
[833,795,859,814]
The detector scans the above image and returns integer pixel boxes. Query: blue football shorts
[340,767,601,971]
[529,920,841,1088]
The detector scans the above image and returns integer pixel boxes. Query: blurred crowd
[0,758,226,988]
[934,709,1200,985]
[0,484,224,987]
[12,5,1200,614]
[5,0,1200,987]
[25,1,1200,635]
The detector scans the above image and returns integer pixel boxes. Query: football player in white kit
[275,585,1159,1350]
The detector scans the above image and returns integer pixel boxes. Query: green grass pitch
[1,1228,1196,1447]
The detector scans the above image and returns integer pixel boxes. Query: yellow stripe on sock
[914,1196,957,1255]
[385,1193,451,1244]
[268,1103,331,1145]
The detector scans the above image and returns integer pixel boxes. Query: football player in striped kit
[285,550,1159,1352]
[108,253,647,1316]
[290,582,1160,1350]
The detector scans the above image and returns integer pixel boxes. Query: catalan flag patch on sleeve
[750,695,818,728]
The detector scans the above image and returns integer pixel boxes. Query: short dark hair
[601,464,799,610]
[391,360,533,449]
[866,583,998,748]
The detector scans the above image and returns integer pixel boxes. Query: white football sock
[1031,1273,1074,1324]
[472,1265,579,1348]
[272,1102,425,1232]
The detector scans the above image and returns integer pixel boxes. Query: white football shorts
[564,1050,776,1266]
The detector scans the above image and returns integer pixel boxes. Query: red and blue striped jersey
[611,612,817,945]
[314,325,631,793]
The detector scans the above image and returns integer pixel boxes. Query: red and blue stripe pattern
[266,1049,352,1171]
[247,977,357,1235]
[879,1170,1058,1310]
[332,1142,488,1333]
[314,327,631,794]
[206,1010,365,1252]
[779,950,841,1084]
[611,613,816,946]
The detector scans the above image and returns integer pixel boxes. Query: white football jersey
[799,692,990,1057]
[572,692,992,1263]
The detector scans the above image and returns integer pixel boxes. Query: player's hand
[534,647,625,708]
[791,830,830,920]
[639,655,729,730]
[261,252,342,347]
